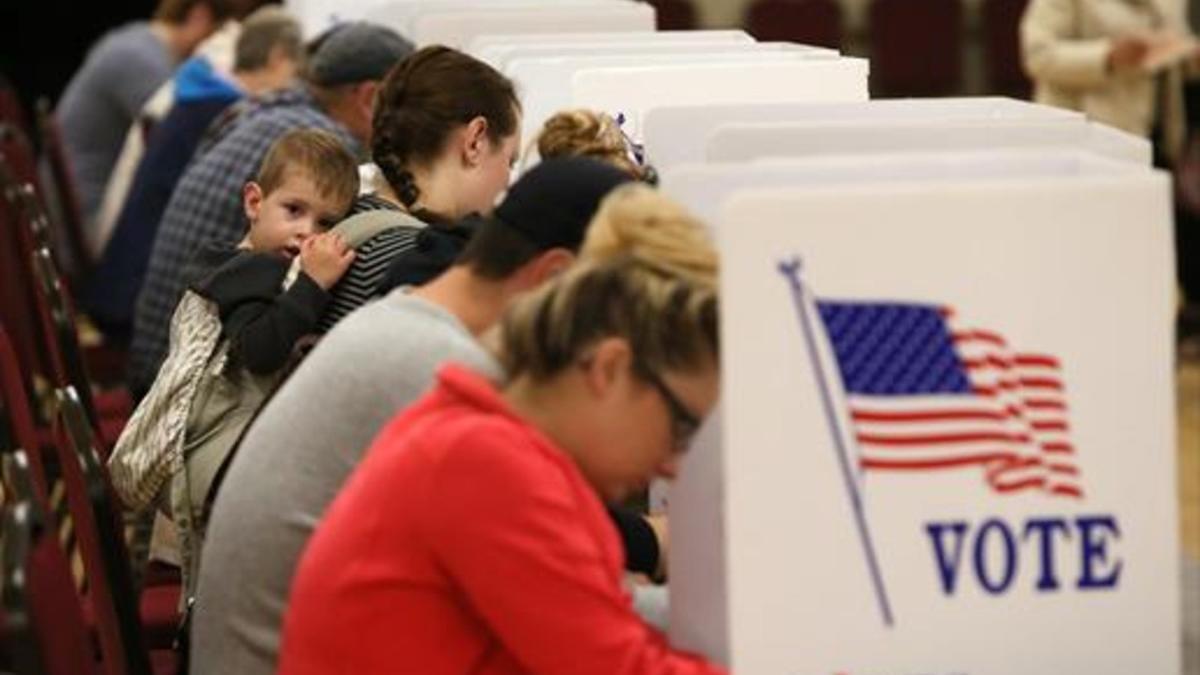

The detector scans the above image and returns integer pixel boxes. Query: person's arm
[429,425,726,675]
[203,252,325,374]
[221,234,354,373]
[1020,0,1141,89]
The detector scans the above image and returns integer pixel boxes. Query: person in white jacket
[1021,0,1194,162]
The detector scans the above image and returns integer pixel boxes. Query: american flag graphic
[816,301,1083,498]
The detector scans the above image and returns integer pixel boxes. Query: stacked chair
[0,84,181,675]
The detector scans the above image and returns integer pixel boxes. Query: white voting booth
[707,118,1152,166]
[661,149,1142,226]
[291,0,569,37]
[508,48,845,146]
[363,0,656,48]
[571,59,871,141]
[640,97,1153,169]
[666,150,1179,673]
[472,30,757,68]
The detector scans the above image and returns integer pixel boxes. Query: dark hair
[371,46,520,212]
[233,6,302,72]
[455,219,541,280]
[154,0,235,23]
[255,129,360,212]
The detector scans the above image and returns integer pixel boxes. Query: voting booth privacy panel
[374,2,657,48]
[508,47,848,148]
[642,97,1081,169]
[641,98,1152,170]
[659,150,1144,226]
[668,164,1179,673]
[705,119,1153,167]
[292,0,656,42]
[571,59,871,142]
[469,29,754,59]
[477,32,767,70]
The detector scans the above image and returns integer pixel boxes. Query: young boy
[110,128,359,592]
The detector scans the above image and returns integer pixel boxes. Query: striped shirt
[318,197,425,332]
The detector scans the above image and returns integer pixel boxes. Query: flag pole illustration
[778,258,895,628]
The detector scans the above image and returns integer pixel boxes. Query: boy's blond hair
[255,129,360,211]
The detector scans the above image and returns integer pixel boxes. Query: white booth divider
[363,0,612,30]
[705,118,1152,166]
[642,97,1084,169]
[364,1,656,48]
[500,40,831,73]
[473,30,756,67]
[570,59,870,141]
[511,48,843,146]
[660,149,1145,226]
[670,160,1177,673]
[294,0,567,37]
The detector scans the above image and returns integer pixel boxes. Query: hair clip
[614,112,648,167]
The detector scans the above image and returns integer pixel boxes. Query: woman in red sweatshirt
[277,254,725,674]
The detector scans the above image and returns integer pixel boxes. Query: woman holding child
[319,44,522,327]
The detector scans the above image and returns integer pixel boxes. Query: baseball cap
[306,21,414,87]
[494,157,634,252]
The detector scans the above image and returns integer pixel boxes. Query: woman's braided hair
[371,46,520,212]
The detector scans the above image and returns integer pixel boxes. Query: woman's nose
[656,456,680,480]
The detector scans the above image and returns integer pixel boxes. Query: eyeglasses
[636,363,702,453]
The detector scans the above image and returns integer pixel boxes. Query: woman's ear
[243,181,264,223]
[463,116,490,167]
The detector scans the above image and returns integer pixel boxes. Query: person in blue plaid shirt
[128,21,413,396]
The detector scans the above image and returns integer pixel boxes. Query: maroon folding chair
[35,98,92,280]
[0,122,37,188]
[982,0,1033,98]
[0,148,53,386]
[869,0,964,97]
[0,324,51,503]
[646,0,697,30]
[30,246,131,449]
[52,387,180,675]
[0,73,30,138]
[1,450,102,675]
[745,0,844,50]
[7,172,128,386]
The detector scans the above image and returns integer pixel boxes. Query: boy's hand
[300,233,355,290]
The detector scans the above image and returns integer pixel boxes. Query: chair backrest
[1,450,100,675]
[0,122,37,188]
[51,386,151,675]
[869,0,964,97]
[0,72,30,138]
[745,0,843,49]
[0,324,50,502]
[648,0,697,30]
[34,98,90,280]
[981,0,1032,98]
[29,246,102,433]
[0,155,51,384]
